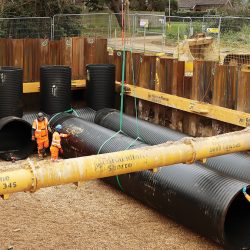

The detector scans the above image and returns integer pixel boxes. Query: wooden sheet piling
[212,65,238,134]
[10,39,24,69]
[188,60,218,136]
[170,59,185,131]
[125,51,141,116]
[0,39,9,66]
[237,69,250,113]
[49,40,60,66]
[60,37,73,68]
[113,50,123,82]
[72,37,85,80]
[138,53,156,121]
[84,37,108,78]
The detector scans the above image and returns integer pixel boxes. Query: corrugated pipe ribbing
[86,64,116,111]
[95,108,250,184]
[0,67,23,118]
[40,66,71,115]
[49,112,250,249]
[22,107,96,125]
[73,107,96,123]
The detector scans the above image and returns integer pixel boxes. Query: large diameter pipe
[0,122,250,194]
[103,165,250,249]
[0,116,35,161]
[94,108,184,143]
[1,115,250,248]
[95,109,250,183]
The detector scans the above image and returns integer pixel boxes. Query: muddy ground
[0,158,221,250]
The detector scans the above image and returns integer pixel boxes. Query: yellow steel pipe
[0,127,250,197]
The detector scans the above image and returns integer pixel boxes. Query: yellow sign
[207,28,219,33]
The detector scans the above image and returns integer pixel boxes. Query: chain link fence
[53,13,110,40]
[220,17,250,65]
[0,14,250,63]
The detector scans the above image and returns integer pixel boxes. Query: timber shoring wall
[1,37,249,136]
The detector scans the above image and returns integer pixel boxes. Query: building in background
[178,0,233,11]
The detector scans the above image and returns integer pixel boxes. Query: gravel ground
[0,157,221,250]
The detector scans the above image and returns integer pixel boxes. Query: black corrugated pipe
[0,67,23,118]
[94,108,184,143]
[49,113,145,158]
[22,107,96,125]
[0,117,35,161]
[86,64,116,111]
[49,112,250,249]
[95,108,250,184]
[40,66,71,115]
[74,107,96,123]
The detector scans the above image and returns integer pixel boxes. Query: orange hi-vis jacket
[51,131,68,149]
[32,118,48,143]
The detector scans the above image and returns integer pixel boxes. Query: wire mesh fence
[0,14,250,63]
[220,17,250,65]
[53,13,110,40]
[0,17,52,39]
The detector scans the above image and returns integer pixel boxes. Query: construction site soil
[0,157,221,250]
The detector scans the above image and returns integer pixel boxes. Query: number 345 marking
[3,182,17,189]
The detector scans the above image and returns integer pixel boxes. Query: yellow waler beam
[23,80,86,93]
[23,80,250,127]
[0,128,250,197]
[118,83,250,127]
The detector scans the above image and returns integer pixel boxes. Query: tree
[85,0,123,27]
[0,0,82,38]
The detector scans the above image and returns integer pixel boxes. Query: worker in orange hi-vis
[50,124,70,162]
[32,112,49,159]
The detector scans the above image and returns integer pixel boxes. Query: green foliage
[176,10,216,17]
[0,0,82,39]
[85,0,107,11]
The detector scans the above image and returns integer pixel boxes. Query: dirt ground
[0,157,221,250]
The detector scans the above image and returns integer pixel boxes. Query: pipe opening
[224,188,250,249]
[0,117,35,160]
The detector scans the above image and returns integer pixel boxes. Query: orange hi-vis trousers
[50,145,59,161]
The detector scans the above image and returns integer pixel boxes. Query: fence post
[108,14,112,39]
[218,17,222,62]
[51,16,55,40]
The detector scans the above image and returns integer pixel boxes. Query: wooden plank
[171,60,185,132]
[154,56,167,126]
[95,38,108,64]
[124,51,142,116]
[60,37,73,67]
[182,75,193,134]
[84,38,108,78]
[237,70,250,113]
[138,53,156,121]
[84,37,96,78]
[72,37,85,80]
[9,39,23,68]
[212,65,238,135]
[23,39,34,82]
[32,39,41,82]
[78,37,85,80]
[49,40,60,66]
[113,50,123,82]
[0,39,10,66]
[188,60,218,136]
[38,39,50,81]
